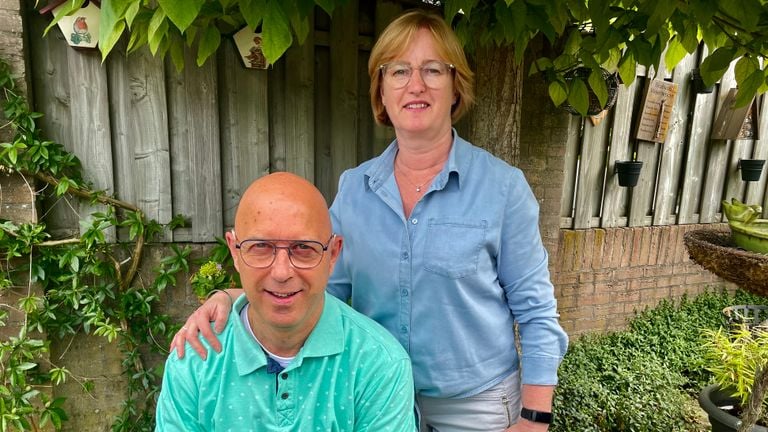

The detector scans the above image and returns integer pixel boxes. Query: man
[155,172,416,431]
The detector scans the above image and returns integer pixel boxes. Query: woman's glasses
[379,61,455,89]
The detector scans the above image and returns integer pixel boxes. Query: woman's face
[380,28,456,140]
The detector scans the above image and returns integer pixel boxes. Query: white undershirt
[240,303,295,368]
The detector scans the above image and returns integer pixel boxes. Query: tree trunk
[737,365,768,432]
[466,44,523,166]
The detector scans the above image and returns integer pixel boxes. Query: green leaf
[567,78,590,116]
[617,50,636,86]
[196,26,221,66]
[240,0,267,30]
[664,36,688,72]
[148,7,167,44]
[734,56,759,85]
[548,80,568,106]
[157,0,204,32]
[261,1,293,65]
[720,0,761,32]
[733,70,763,108]
[97,0,131,60]
[588,69,608,109]
[699,47,738,87]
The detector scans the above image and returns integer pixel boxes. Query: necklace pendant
[416,186,421,192]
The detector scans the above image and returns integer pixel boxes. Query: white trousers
[417,372,522,432]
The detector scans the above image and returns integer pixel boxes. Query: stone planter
[699,384,768,432]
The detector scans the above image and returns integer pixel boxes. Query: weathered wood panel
[329,1,360,199]
[66,48,115,240]
[108,45,172,241]
[699,65,736,223]
[283,32,315,182]
[559,116,581,226]
[573,112,610,228]
[746,96,768,214]
[652,52,695,226]
[601,78,639,227]
[167,51,222,242]
[218,42,270,230]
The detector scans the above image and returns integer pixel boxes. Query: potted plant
[700,319,768,431]
[189,260,233,303]
[615,160,643,187]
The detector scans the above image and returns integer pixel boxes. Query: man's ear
[225,230,241,273]
[328,234,343,265]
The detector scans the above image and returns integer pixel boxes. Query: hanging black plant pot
[615,160,643,187]
[739,159,766,182]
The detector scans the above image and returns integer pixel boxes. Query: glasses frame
[378,61,455,90]
[235,234,336,269]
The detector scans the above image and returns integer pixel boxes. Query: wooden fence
[560,46,768,229]
[26,0,403,242]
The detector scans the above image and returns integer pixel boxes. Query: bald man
[155,173,416,431]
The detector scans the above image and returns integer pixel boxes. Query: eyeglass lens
[381,61,453,89]
[239,240,325,269]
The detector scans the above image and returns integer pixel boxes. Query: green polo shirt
[156,293,416,431]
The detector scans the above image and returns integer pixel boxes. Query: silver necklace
[395,161,436,193]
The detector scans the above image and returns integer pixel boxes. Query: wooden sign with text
[635,80,678,143]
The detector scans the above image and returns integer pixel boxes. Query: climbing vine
[0,58,235,430]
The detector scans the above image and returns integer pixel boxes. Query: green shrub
[551,289,768,431]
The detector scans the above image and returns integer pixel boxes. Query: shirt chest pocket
[423,218,487,279]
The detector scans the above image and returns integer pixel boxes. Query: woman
[173,10,567,432]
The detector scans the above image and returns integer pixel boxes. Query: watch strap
[520,407,553,424]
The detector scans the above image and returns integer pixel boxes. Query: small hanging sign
[711,88,758,140]
[41,0,101,49]
[635,80,678,143]
[233,27,270,70]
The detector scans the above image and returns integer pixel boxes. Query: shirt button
[402,252,409,260]
[401,289,408,297]
[400,325,408,333]
[281,392,289,400]
[411,218,418,224]
[280,373,288,380]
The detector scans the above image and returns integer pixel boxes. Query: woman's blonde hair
[368,9,475,126]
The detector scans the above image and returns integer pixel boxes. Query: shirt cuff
[520,356,563,385]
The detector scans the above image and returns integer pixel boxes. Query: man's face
[226,195,340,336]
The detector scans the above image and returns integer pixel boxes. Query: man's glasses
[379,61,455,89]
[235,234,336,269]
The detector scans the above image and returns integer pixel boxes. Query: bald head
[234,172,332,240]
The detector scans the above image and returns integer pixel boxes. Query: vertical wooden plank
[108,45,173,241]
[167,50,222,242]
[218,41,270,230]
[284,28,315,182]
[652,52,696,225]
[559,116,581,227]
[269,56,287,174]
[66,49,115,240]
[677,48,718,224]
[601,78,639,227]
[722,138,751,204]
[573,117,609,228]
[329,1,359,197]
[746,96,768,213]
[314,43,333,202]
[628,79,661,227]
[699,65,736,223]
[28,13,78,239]
[371,0,400,156]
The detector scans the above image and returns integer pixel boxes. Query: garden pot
[739,159,766,182]
[615,160,643,187]
[699,384,768,432]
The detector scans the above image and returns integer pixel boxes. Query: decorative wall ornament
[41,0,101,49]
[233,27,270,70]
[711,89,759,140]
[635,80,678,143]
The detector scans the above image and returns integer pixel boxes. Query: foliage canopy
[39,0,768,115]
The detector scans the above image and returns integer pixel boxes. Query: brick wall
[551,224,734,335]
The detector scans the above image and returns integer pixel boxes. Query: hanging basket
[683,229,768,297]
[561,67,620,116]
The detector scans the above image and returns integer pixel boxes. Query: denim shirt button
[401,289,408,297]
[400,325,408,333]
[402,252,409,260]
[411,218,418,224]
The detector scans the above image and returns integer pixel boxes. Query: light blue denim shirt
[328,131,568,398]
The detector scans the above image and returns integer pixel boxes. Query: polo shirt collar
[233,292,345,376]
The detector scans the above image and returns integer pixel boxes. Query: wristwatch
[520,407,553,424]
